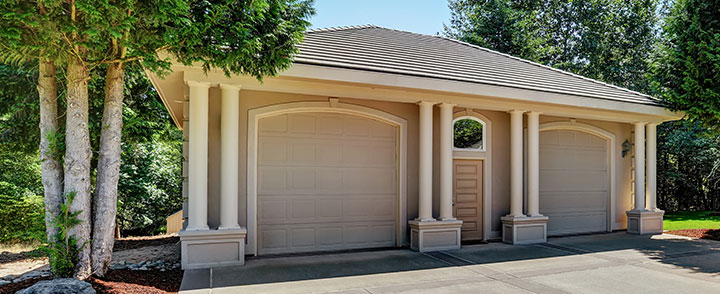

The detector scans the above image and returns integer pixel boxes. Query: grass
[663,211,720,231]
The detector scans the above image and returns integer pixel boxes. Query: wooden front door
[453,159,484,241]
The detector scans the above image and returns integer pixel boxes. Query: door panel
[257,112,398,255]
[453,159,484,241]
[540,129,608,236]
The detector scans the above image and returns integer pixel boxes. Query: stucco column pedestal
[501,216,549,245]
[179,228,247,269]
[626,210,664,235]
[409,220,462,252]
[626,122,663,235]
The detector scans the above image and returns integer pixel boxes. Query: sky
[308,0,451,36]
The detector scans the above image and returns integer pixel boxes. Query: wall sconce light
[622,140,633,157]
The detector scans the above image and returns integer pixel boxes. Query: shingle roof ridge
[306,24,380,33]
[306,25,659,104]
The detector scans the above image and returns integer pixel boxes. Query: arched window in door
[453,116,486,152]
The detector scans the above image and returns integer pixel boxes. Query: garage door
[257,112,398,255]
[540,129,608,236]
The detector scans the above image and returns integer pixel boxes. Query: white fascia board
[282,64,681,120]
[174,64,682,124]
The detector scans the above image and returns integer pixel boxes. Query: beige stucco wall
[202,88,634,238]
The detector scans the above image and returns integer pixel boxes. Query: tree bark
[91,62,124,277]
[38,60,63,241]
[64,55,93,280]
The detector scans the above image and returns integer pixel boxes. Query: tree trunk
[38,60,64,242]
[64,55,93,280]
[91,63,124,277]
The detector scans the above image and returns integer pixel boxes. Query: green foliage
[171,0,315,79]
[446,0,659,93]
[454,119,484,149]
[115,64,184,236]
[42,192,84,278]
[0,64,44,152]
[657,120,720,211]
[445,0,542,61]
[118,139,183,236]
[0,191,45,243]
[0,146,45,243]
[0,62,184,237]
[1,1,315,80]
[0,0,68,65]
[651,0,720,127]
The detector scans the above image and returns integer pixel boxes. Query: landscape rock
[16,278,95,294]
[0,279,10,286]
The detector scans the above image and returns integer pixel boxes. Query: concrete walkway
[180,233,720,293]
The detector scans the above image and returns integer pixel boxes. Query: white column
[439,103,455,220]
[417,101,435,221]
[219,84,241,229]
[646,123,657,211]
[187,81,210,230]
[634,122,646,211]
[509,110,525,217]
[526,111,541,216]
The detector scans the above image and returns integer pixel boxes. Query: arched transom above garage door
[247,101,408,256]
[539,122,615,236]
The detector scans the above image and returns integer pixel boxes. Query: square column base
[179,227,247,269]
[626,210,664,235]
[409,220,463,252]
[501,215,549,245]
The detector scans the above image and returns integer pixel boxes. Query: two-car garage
[252,109,612,255]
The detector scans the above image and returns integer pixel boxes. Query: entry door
[453,159,484,241]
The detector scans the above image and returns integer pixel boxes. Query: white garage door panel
[259,222,396,254]
[258,194,396,224]
[258,167,397,195]
[540,130,609,236]
[257,112,398,255]
[545,212,607,235]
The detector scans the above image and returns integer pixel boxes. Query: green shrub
[118,139,183,236]
[42,192,84,278]
[0,183,45,243]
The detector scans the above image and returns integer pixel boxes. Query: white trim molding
[452,109,493,241]
[539,121,617,233]
[246,100,409,255]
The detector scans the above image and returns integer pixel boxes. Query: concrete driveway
[180,233,720,293]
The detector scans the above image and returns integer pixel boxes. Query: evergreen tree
[0,0,314,278]
[652,0,720,127]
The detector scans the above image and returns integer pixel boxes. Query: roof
[295,25,661,106]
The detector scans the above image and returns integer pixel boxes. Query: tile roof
[295,25,661,106]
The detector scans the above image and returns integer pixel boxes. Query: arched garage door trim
[539,121,616,234]
[247,100,408,255]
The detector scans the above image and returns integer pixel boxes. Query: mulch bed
[1,235,183,294]
[666,229,720,241]
[88,269,183,294]
[0,277,52,294]
[113,236,179,252]
[0,270,183,294]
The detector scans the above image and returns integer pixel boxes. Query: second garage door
[257,112,398,255]
[540,129,609,236]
